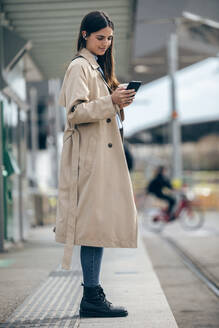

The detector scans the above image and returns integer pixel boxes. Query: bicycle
[141,191,205,233]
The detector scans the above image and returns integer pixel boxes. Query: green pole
[0,100,5,251]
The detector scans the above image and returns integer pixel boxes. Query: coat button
[106,118,111,123]
[108,143,113,148]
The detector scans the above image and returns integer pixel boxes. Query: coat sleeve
[59,61,121,125]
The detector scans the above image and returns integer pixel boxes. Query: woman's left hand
[117,86,134,109]
[119,100,133,109]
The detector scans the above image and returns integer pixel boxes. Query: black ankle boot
[79,283,128,318]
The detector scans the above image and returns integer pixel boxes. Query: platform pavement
[0,224,178,327]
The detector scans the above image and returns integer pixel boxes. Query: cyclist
[146,165,176,221]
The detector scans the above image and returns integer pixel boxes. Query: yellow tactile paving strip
[0,270,82,327]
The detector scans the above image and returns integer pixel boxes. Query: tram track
[162,236,219,298]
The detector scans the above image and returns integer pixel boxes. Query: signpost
[167,21,183,183]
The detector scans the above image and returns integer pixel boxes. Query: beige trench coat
[55,47,138,269]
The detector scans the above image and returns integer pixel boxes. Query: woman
[55,10,138,318]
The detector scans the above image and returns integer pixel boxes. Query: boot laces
[81,283,112,306]
[97,286,112,306]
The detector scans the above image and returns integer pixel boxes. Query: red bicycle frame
[156,194,192,223]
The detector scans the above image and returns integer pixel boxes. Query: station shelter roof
[124,57,219,137]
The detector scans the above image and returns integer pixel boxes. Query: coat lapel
[76,47,125,122]
[76,48,112,93]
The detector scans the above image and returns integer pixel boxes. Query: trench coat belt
[62,125,79,270]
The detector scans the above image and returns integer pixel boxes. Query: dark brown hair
[77,11,119,90]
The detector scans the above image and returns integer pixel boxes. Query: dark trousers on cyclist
[154,192,176,220]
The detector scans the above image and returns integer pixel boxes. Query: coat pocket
[84,136,97,173]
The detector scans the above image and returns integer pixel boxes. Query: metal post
[29,87,38,187]
[48,79,61,189]
[167,22,182,182]
[17,107,23,241]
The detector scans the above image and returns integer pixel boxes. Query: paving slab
[0,225,178,327]
[78,235,178,328]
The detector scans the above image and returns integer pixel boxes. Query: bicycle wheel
[179,208,205,230]
[141,207,166,233]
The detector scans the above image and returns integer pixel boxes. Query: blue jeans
[80,246,104,287]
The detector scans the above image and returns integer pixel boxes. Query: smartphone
[126,81,142,93]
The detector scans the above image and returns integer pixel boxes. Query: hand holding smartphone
[126,81,142,93]
[112,81,142,107]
